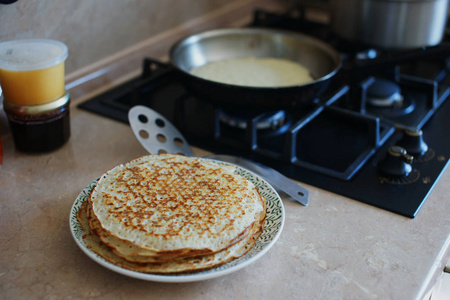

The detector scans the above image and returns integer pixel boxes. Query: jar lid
[3,92,70,115]
[0,39,68,71]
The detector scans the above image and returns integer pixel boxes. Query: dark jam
[5,99,71,153]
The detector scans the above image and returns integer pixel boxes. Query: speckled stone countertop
[0,98,449,299]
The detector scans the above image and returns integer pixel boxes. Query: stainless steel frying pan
[169,28,341,111]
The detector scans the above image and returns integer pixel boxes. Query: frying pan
[169,28,341,111]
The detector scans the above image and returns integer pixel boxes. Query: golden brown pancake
[78,201,262,273]
[79,154,266,274]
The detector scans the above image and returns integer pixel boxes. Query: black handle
[0,0,18,4]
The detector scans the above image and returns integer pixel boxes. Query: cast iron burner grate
[79,11,450,218]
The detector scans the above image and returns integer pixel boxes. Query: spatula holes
[174,137,184,147]
[139,130,149,139]
[298,192,304,197]
[157,134,167,143]
[158,149,167,154]
[155,118,165,128]
[138,114,148,123]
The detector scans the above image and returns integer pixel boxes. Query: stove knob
[378,146,413,177]
[398,129,428,156]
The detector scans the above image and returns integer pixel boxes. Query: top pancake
[90,154,265,254]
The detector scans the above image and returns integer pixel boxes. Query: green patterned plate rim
[69,158,285,283]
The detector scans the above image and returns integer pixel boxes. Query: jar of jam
[4,92,71,152]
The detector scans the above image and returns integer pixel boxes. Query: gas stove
[79,9,450,218]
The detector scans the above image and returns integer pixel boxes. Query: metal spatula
[128,105,308,206]
[128,105,194,157]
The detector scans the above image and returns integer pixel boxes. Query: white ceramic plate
[69,159,285,283]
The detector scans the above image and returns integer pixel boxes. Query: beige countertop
[2,1,448,299]
[1,97,449,299]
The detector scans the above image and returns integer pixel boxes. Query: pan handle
[351,42,450,71]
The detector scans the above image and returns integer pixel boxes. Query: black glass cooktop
[79,10,450,218]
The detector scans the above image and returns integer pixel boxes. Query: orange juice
[0,39,68,106]
[0,62,65,105]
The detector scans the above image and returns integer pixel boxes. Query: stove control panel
[378,146,414,177]
[398,129,429,156]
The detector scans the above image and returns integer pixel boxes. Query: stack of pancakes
[77,154,266,274]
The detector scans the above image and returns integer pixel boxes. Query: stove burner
[366,96,415,118]
[219,110,286,130]
[366,78,404,107]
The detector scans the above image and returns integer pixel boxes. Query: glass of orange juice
[0,39,71,152]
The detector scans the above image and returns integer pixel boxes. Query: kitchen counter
[1,1,450,297]
[1,98,449,299]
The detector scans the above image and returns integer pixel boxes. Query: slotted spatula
[128,105,308,206]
